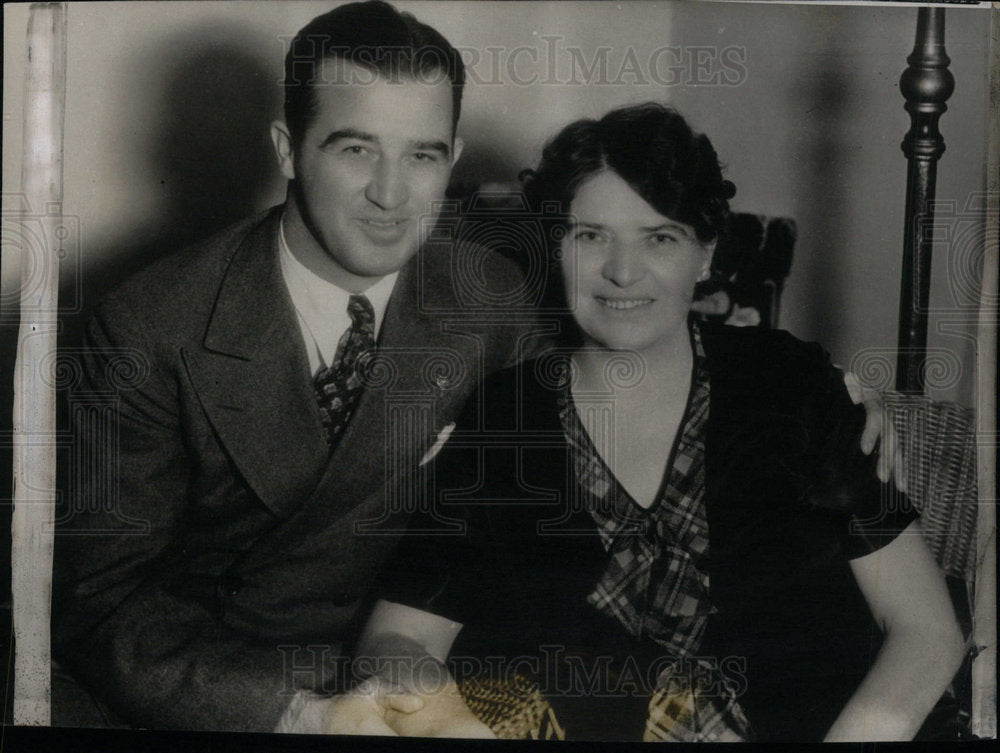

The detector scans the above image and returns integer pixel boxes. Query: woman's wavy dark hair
[522,102,735,244]
[521,103,736,337]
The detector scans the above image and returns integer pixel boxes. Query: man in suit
[53,0,529,736]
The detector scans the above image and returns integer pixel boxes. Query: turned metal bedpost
[895,8,954,394]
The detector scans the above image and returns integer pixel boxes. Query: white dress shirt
[278,218,398,375]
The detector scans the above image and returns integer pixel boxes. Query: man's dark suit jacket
[384,323,917,741]
[52,206,541,731]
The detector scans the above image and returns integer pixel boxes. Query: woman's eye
[651,233,676,244]
[576,231,601,242]
[412,152,437,162]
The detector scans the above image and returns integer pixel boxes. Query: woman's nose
[602,243,644,287]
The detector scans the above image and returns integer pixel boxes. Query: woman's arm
[824,519,966,741]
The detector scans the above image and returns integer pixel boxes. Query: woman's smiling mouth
[595,296,654,310]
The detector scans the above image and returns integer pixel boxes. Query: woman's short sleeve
[804,346,918,560]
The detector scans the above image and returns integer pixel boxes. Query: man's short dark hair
[283,0,466,144]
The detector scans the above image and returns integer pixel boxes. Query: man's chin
[346,250,420,280]
[355,230,419,258]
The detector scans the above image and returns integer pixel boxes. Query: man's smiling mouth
[358,218,408,228]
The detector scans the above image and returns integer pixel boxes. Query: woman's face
[561,170,714,355]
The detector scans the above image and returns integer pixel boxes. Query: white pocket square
[419,422,455,467]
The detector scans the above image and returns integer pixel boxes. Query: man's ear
[271,121,296,181]
[450,136,465,168]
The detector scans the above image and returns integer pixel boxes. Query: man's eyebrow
[412,140,451,157]
[317,131,451,157]
[319,128,377,149]
[567,221,605,230]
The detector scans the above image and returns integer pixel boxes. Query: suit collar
[277,217,400,370]
[185,207,329,516]
[203,206,286,360]
[202,205,452,356]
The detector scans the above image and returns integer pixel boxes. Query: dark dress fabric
[381,323,916,742]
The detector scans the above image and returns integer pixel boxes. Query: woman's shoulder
[698,322,832,388]
[699,321,824,359]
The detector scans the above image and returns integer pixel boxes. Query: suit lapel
[182,209,329,517]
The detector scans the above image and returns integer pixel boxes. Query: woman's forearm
[823,624,966,741]
[829,519,966,741]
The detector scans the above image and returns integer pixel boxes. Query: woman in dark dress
[359,103,964,742]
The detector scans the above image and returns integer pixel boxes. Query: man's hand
[385,677,495,738]
[842,371,908,492]
[275,678,424,735]
[365,649,494,738]
[343,603,495,738]
[276,657,494,737]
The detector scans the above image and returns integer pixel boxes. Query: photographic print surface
[2,0,995,749]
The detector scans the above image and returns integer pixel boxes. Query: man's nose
[365,158,408,210]
[602,242,644,287]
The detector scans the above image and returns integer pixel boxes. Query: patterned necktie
[314,294,376,450]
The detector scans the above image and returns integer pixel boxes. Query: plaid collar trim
[557,322,713,656]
